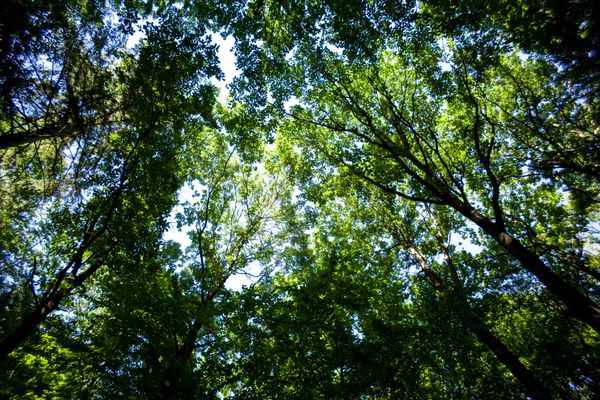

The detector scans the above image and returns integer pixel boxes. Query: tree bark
[470,316,552,400]
[0,244,110,362]
[161,320,202,400]
[395,227,553,399]
[0,125,76,149]
[160,286,222,399]
[448,196,600,334]
[0,290,65,362]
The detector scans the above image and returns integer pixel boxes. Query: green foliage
[1,1,599,399]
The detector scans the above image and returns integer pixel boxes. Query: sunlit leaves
[2,1,599,399]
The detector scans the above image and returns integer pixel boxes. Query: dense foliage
[1,0,599,399]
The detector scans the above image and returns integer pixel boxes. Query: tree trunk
[470,316,553,400]
[399,235,553,399]
[0,256,107,362]
[449,196,600,334]
[0,125,76,149]
[0,291,65,362]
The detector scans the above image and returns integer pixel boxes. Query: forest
[0,0,599,398]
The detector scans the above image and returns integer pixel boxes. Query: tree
[0,0,136,155]
[379,200,553,399]
[26,106,289,399]
[218,1,599,395]
[240,29,600,332]
[421,0,600,94]
[0,1,220,363]
[218,0,599,324]
[220,173,552,398]
[1,1,599,398]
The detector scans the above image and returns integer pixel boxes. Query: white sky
[210,33,240,103]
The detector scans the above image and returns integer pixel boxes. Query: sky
[210,34,240,103]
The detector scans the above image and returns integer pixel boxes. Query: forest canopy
[1,0,599,399]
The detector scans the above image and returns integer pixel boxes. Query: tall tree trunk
[161,323,201,400]
[470,316,552,400]
[426,209,553,398]
[0,254,108,362]
[161,286,221,399]
[448,196,600,334]
[396,231,553,399]
[0,291,65,362]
